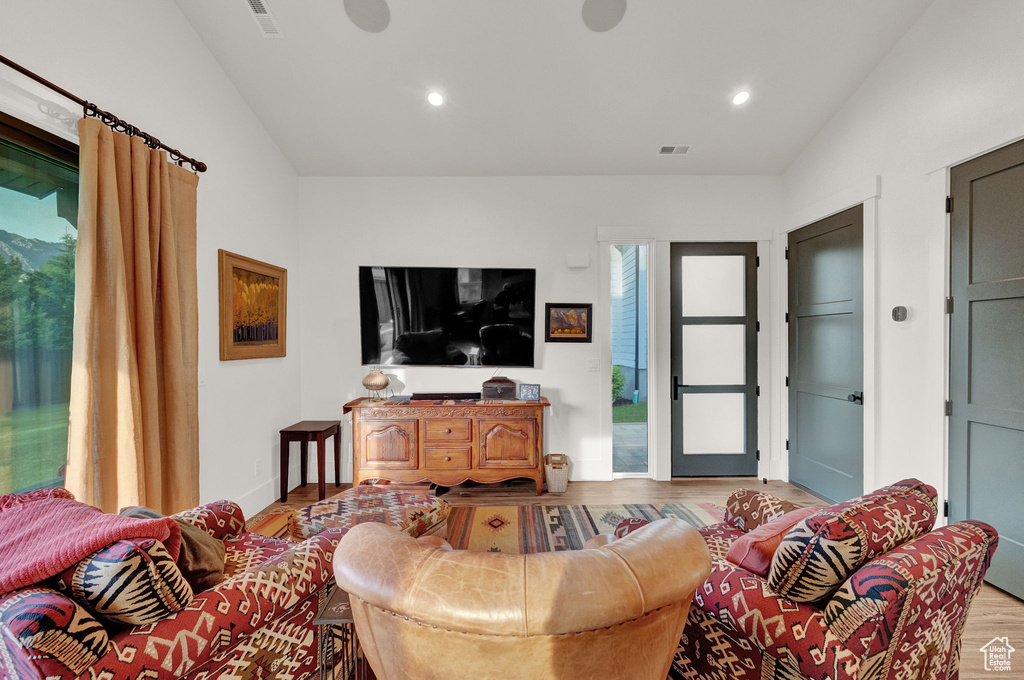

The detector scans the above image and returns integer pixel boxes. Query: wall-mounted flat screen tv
[359,266,536,367]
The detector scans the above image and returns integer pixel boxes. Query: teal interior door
[788,205,864,502]
[670,242,758,477]
[949,138,1024,600]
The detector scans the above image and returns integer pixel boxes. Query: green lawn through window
[612,401,647,423]
[0,403,69,493]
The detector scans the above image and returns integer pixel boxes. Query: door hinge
[756,449,761,461]
[755,256,760,267]
[945,196,953,214]
[945,296,954,314]
[785,439,790,451]
[785,247,789,260]
[756,321,760,332]
[945,400,952,416]
[785,376,790,387]
[756,385,761,397]
[943,500,949,518]
[785,312,790,323]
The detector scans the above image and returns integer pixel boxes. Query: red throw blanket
[0,489,181,597]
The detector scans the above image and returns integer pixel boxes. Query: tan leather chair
[333,518,711,680]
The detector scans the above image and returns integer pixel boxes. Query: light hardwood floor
[268,478,1022,679]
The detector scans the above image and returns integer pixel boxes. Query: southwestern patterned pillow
[54,537,193,626]
[724,488,800,532]
[614,517,651,538]
[767,479,937,603]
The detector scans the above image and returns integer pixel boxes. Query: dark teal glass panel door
[670,242,757,477]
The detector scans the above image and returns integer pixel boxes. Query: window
[0,112,78,494]
[610,244,649,475]
[457,267,482,301]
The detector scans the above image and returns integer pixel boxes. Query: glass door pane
[680,255,745,316]
[611,244,648,474]
[682,394,746,454]
[681,324,745,384]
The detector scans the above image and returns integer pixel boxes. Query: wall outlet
[586,358,600,372]
[254,457,264,478]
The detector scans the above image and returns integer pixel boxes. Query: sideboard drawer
[424,447,471,469]
[423,418,472,443]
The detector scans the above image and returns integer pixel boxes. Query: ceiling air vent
[659,145,690,155]
[244,0,283,38]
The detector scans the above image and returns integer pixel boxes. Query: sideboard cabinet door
[358,420,418,469]
[478,419,537,468]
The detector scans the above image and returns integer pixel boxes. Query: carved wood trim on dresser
[343,397,550,495]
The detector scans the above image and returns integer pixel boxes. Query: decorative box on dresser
[343,397,550,495]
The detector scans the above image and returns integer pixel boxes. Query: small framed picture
[544,303,592,343]
[518,383,541,401]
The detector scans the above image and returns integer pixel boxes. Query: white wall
[781,0,1024,497]
[9,0,1011,509]
[298,176,781,482]
[0,0,302,515]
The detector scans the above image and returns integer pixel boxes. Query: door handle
[673,376,682,400]
[847,391,864,405]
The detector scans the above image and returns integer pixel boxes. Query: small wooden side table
[280,420,341,502]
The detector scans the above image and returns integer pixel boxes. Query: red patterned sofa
[0,498,345,680]
[671,480,999,680]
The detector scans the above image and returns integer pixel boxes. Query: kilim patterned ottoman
[289,485,449,540]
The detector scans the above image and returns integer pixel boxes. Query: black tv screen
[359,266,536,367]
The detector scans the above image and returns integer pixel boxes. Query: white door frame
[599,236,771,482]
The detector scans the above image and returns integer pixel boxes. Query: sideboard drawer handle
[444,456,452,462]
[443,428,451,434]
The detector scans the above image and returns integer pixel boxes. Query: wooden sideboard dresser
[343,397,550,495]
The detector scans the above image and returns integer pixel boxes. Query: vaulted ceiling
[174,0,933,176]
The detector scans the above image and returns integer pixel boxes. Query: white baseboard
[229,479,278,518]
[569,458,614,482]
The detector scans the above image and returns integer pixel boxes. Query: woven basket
[544,454,570,493]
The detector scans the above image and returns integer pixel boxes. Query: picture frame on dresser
[518,383,541,401]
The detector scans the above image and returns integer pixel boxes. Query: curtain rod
[0,53,207,173]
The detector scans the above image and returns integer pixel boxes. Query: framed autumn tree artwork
[218,249,287,360]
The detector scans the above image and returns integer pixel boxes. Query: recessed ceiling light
[427,92,445,107]
[732,91,750,106]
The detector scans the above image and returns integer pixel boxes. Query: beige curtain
[66,117,199,514]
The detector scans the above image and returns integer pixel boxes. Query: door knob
[847,391,864,404]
